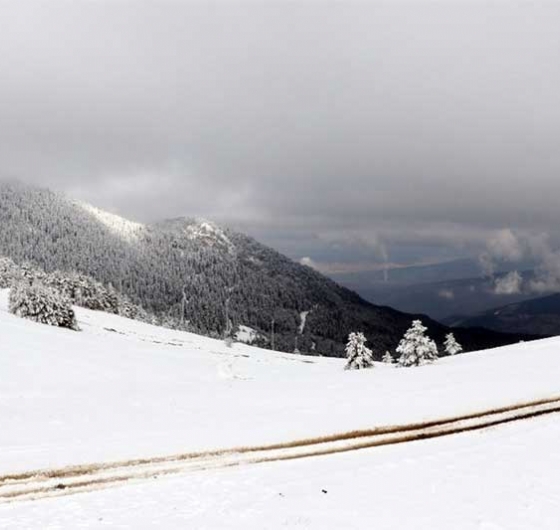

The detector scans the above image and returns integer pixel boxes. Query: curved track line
[3,394,559,485]
[1,395,560,503]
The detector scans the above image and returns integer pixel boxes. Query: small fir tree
[345,332,374,370]
[382,351,394,364]
[396,320,438,367]
[444,333,463,355]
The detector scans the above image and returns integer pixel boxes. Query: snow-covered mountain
[0,180,532,356]
[0,289,559,528]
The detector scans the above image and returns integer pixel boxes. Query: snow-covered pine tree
[382,351,394,364]
[396,320,438,367]
[345,332,374,370]
[9,281,80,331]
[444,332,463,355]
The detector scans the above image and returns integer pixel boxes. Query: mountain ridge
[451,293,560,336]
[0,180,536,357]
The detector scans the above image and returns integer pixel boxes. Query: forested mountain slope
[0,181,533,357]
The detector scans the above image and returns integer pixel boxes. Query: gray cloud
[494,271,523,295]
[478,230,560,295]
[1,1,560,267]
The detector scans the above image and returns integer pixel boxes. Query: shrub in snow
[345,332,374,370]
[9,281,79,331]
[43,271,149,322]
[396,320,438,367]
[444,332,463,355]
[382,351,394,364]
[45,271,119,314]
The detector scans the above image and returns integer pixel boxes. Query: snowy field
[4,413,559,530]
[0,288,559,528]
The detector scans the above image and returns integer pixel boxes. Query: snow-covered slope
[0,289,559,528]
[4,413,559,529]
[0,287,559,473]
[75,201,145,242]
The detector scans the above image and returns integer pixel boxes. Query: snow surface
[76,201,144,242]
[235,324,258,344]
[298,310,310,335]
[3,414,559,529]
[0,288,559,528]
[184,219,234,252]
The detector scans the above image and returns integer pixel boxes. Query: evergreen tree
[382,350,394,364]
[396,320,438,367]
[444,332,463,355]
[345,332,374,370]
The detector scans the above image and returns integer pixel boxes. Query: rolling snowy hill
[0,290,559,528]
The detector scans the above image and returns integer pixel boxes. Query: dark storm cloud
[1,1,560,266]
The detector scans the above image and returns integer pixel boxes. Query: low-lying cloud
[438,289,455,300]
[480,230,560,295]
[494,271,523,295]
[1,2,559,274]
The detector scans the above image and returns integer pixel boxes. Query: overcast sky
[1,1,559,273]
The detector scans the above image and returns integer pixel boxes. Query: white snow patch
[76,201,144,242]
[299,310,310,334]
[235,325,258,344]
[185,219,235,252]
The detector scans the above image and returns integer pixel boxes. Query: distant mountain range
[331,260,535,323]
[344,271,538,321]
[0,181,536,357]
[336,256,560,338]
[446,293,560,336]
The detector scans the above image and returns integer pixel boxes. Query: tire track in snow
[2,395,560,503]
